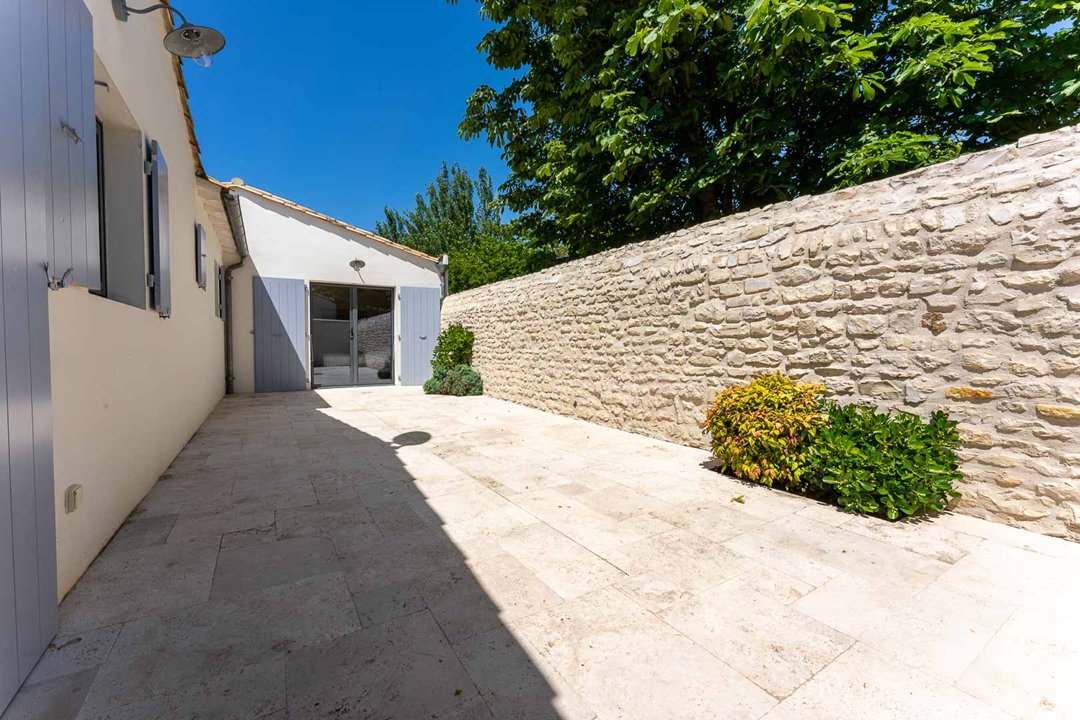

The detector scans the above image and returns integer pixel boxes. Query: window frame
[91,116,107,297]
[195,222,207,290]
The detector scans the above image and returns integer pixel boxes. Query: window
[93,117,107,296]
[94,69,151,309]
[195,223,207,289]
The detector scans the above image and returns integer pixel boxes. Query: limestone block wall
[443,125,1080,539]
[356,310,393,371]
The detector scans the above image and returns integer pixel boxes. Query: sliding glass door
[310,284,394,388]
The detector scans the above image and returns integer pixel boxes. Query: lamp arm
[120,3,189,26]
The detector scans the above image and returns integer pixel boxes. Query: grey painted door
[399,287,441,386]
[0,0,87,709]
[253,277,307,393]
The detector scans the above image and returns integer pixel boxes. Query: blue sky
[179,1,513,231]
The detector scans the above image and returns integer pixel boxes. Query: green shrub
[432,323,475,371]
[807,403,963,520]
[701,373,827,491]
[422,366,447,395]
[424,364,483,396]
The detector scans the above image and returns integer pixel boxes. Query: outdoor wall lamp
[112,1,226,67]
[349,259,366,276]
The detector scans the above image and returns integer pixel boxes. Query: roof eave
[206,178,441,265]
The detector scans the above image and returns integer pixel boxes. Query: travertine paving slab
[24,625,120,687]
[285,611,477,720]
[0,668,96,720]
[11,388,1080,720]
[454,626,597,720]
[419,553,562,644]
[513,586,777,720]
[274,501,374,540]
[957,600,1080,718]
[100,515,176,556]
[494,522,625,599]
[620,527,757,593]
[662,584,853,698]
[81,573,358,710]
[762,643,1010,720]
[613,571,695,613]
[79,657,286,720]
[166,507,275,544]
[58,540,218,633]
[651,497,766,542]
[211,535,341,599]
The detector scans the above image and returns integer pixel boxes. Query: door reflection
[311,283,394,387]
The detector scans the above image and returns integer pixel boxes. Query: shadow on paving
[4,391,568,720]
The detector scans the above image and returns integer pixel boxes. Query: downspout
[221,188,249,395]
[438,254,449,299]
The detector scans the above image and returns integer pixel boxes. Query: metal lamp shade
[163,23,226,63]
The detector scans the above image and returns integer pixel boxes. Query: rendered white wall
[230,192,441,394]
[48,0,228,598]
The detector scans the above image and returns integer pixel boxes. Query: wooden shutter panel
[399,287,442,385]
[147,139,170,317]
[216,264,226,320]
[195,223,206,289]
[46,0,100,292]
[2,0,71,709]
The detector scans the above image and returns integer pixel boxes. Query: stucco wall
[48,0,228,598]
[230,192,441,393]
[444,125,1080,540]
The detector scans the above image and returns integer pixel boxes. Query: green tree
[377,162,535,293]
[455,0,1080,259]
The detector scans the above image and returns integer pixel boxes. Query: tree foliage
[455,0,1080,259]
[376,162,534,293]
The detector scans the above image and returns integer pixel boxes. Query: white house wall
[48,0,228,598]
[231,192,441,394]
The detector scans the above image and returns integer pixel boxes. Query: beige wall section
[444,125,1080,541]
[230,192,441,393]
[48,0,228,598]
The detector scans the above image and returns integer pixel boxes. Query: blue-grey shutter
[1,0,74,710]
[147,139,170,317]
[194,223,207,289]
[399,287,442,385]
[215,263,225,319]
[45,0,99,292]
[253,277,307,392]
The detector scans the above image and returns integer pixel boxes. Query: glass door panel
[355,288,394,385]
[310,283,353,388]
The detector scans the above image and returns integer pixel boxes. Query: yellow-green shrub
[701,373,827,491]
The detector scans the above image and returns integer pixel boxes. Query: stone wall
[443,126,1080,540]
[356,310,393,372]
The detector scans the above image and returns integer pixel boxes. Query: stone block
[961,353,1002,373]
[1001,272,1056,292]
[927,230,995,255]
[846,315,888,337]
[781,279,834,303]
[946,387,995,400]
[1035,405,1080,425]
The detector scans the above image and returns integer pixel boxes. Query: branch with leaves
[455,0,1079,259]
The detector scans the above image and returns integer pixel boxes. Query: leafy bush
[423,364,483,396]
[701,373,964,520]
[432,323,475,370]
[422,367,447,395]
[807,403,962,520]
[701,373,827,491]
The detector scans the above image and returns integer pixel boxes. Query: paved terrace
[5,388,1079,719]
